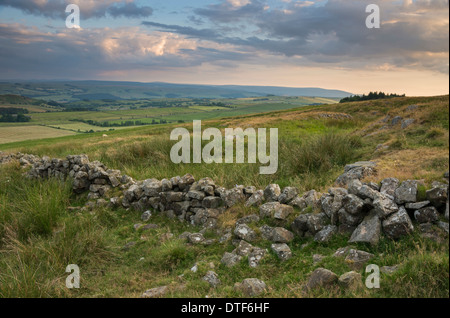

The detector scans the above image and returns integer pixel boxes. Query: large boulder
[234,224,257,242]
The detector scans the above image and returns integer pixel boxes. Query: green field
[0,95,338,143]
[0,125,76,144]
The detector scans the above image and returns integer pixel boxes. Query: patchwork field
[0,125,76,144]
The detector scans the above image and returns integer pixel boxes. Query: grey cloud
[194,0,266,23]
[0,0,153,19]
[107,3,153,18]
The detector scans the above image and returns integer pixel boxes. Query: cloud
[0,0,153,19]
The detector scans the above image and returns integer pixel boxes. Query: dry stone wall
[1,152,449,247]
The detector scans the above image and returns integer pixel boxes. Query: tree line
[340,92,405,103]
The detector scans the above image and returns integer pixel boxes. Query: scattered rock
[305,268,338,290]
[345,249,375,270]
[202,271,221,288]
[234,224,257,242]
[234,278,267,297]
[264,184,281,202]
[339,271,362,289]
[141,286,168,298]
[221,252,242,267]
[271,243,292,261]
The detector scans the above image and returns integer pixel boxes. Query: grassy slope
[0,95,448,298]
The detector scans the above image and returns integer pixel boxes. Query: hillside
[0,95,448,298]
[0,81,352,102]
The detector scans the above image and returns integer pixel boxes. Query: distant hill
[0,81,353,102]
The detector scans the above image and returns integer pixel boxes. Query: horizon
[0,0,448,96]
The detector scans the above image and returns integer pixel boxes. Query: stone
[248,248,267,268]
[347,179,363,195]
[405,201,430,210]
[234,278,267,297]
[236,214,260,225]
[394,180,418,205]
[289,196,307,210]
[373,193,399,218]
[437,221,449,234]
[141,286,168,298]
[305,268,338,290]
[380,178,400,197]
[244,186,257,195]
[221,187,246,207]
[345,249,375,270]
[338,208,364,226]
[313,254,325,265]
[188,190,206,201]
[357,185,379,200]
[339,271,362,289]
[202,196,222,209]
[245,190,264,207]
[391,116,403,125]
[342,194,365,215]
[271,227,295,243]
[401,118,415,129]
[303,190,321,208]
[291,214,310,236]
[382,207,414,240]
[349,211,381,245]
[234,224,257,242]
[306,213,329,235]
[271,243,292,261]
[426,186,448,209]
[259,202,284,218]
[278,187,298,204]
[141,210,152,222]
[414,206,440,224]
[273,204,294,220]
[188,233,205,245]
[221,252,242,267]
[314,225,338,243]
[122,241,136,251]
[233,240,254,256]
[202,271,221,288]
[259,202,280,218]
[142,179,162,197]
[264,184,281,202]
[335,161,377,186]
[259,225,275,241]
[333,246,352,258]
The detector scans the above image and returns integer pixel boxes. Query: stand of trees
[340,92,405,103]
[0,108,31,122]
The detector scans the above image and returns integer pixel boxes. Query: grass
[0,95,448,298]
[0,125,76,144]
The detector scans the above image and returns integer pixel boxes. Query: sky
[0,0,448,96]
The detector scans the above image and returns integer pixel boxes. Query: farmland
[0,94,339,144]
